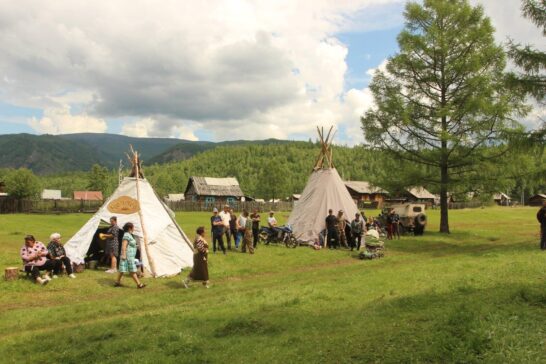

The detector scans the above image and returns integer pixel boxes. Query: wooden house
[404,187,436,205]
[74,191,103,201]
[344,181,388,208]
[528,194,546,206]
[184,176,244,206]
[493,192,511,206]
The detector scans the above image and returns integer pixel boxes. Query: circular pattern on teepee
[107,196,140,214]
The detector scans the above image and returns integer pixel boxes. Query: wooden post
[4,267,18,281]
[133,150,157,277]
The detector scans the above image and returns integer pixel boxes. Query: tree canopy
[361,0,527,233]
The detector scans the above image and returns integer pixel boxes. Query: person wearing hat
[211,207,226,254]
[337,210,349,248]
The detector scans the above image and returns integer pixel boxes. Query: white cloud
[29,105,107,134]
[0,0,402,144]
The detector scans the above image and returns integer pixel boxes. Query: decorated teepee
[64,147,194,277]
[287,126,359,243]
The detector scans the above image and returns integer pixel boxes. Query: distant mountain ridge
[0,133,294,174]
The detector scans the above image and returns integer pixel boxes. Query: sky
[0,0,543,145]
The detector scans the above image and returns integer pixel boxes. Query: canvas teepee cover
[287,127,359,243]
[64,150,194,277]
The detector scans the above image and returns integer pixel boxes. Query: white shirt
[219,211,231,227]
[238,215,247,229]
[268,216,277,227]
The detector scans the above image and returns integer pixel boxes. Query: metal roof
[344,180,389,194]
[185,176,244,197]
[406,187,435,199]
[74,191,103,201]
[41,189,62,200]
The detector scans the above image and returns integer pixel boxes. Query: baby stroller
[359,230,385,260]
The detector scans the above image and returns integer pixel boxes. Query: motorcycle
[258,225,298,248]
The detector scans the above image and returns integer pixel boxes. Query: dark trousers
[252,227,259,248]
[327,228,339,249]
[352,234,362,250]
[540,224,546,250]
[25,259,57,280]
[213,233,226,253]
[57,256,73,274]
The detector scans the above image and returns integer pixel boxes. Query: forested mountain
[0,133,303,174]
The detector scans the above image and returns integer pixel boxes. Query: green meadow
[0,207,545,363]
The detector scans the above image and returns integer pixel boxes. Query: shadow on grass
[386,230,537,258]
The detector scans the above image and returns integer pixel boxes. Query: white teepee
[65,149,194,277]
[287,127,359,243]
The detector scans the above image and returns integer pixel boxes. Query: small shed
[42,189,62,200]
[493,192,511,206]
[165,193,185,202]
[344,181,389,207]
[184,176,244,206]
[74,191,103,201]
[291,194,301,201]
[528,194,546,206]
[405,187,436,205]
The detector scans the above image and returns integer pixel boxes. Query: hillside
[0,134,105,174]
[0,133,301,174]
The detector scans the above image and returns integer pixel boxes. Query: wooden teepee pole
[133,149,157,277]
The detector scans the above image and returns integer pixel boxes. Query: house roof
[344,181,389,194]
[529,194,546,199]
[185,176,244,197]
[493,192,511,200]
[407,186,435,199]
[42,189,62,200]
[166,193,185,201]
[74,191,103,201]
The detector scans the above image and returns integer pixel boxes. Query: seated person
[47,233,76,278]
[20,235,57,285]
[267,211,280,234]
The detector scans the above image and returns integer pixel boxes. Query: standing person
[210,208,226,254]
[250,209,261,248]
[104,216,120,274]
[337,210,349,248]
[236,210,248,249]
[242,211,255,254]
[219,205,232,250]
[537,200,546,250]
[350,213,365,251]
[47,233,76,278]
[114,223,146,289]
[183,226,210,288]
[386,210,394,240]
[20,235,57,285]
[325,209,339,249]
[392,210,401,240]
[229,208,238,250]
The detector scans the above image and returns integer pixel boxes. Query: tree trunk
[439,162,450,233]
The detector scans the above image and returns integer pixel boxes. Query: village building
[344,181,389,208]
[184,176,244,206]
[493,192,511,206]
[74,191,103,201]
[41,189,62,200]
[165,193,185,202]
[403,186,436,205]
[528,194,546,206]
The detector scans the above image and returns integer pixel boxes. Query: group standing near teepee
[16,128,369,288]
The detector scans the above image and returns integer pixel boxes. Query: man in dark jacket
[325,209,339,249]
[537,201,546,250]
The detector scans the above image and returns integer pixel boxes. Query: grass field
[0,207,545,363]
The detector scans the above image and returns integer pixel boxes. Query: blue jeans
[235,231,243,248]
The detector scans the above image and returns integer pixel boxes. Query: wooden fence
[165,200,294,212]
[0,197,103,214]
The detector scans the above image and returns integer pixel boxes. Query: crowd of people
[19,200,546,288]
